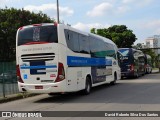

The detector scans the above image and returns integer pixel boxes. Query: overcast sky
[1,0,160,44]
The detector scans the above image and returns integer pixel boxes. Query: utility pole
[57,0,60,23]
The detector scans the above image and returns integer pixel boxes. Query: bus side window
[67,33,70,40]
[64,29,69,40]
[64,29,80,52]
[79,34,90,54]
[89,37,101,57]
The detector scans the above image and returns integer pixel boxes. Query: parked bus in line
[144,54,152,74]
[16,23,121,95]
[118,48,145,78]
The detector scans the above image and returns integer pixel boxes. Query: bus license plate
[35,86,43,89]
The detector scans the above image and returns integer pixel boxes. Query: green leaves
[91,25,137,48]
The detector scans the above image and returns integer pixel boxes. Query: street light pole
[57,0,60,24]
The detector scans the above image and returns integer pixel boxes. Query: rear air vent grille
[21,53,55,62]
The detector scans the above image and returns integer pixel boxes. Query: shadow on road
[121,73,160,80]
[34,78,160,105]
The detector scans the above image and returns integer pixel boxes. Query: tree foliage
[0,7,54,61]
[90,25,137,48]
[133,43,143,49]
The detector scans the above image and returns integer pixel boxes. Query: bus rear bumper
[121,71,134,77]
[18,81,68,94]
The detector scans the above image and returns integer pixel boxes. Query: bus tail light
[18,27,23,30]
[54,22,58,26]
[130,64,134,71]
[16,65,24,83]
[55,63,65,83]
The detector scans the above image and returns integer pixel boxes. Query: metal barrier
[0,62,19,98]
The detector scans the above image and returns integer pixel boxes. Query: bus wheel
[82,77,91,95]
[110,73,117,85]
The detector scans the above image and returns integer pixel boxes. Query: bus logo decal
[67,56,112,67]
[23,74,28,79]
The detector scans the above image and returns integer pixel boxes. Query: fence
[0,61,19,98]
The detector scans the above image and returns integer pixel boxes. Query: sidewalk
[0,93,39,103]
[152,68,160,73]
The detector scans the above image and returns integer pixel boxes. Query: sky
[0,0,160,44]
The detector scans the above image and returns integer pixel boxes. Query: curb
[0,93,39,104]
[151,72,160,74]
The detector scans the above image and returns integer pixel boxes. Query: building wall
[145,36,160,56]
[145,37,154,48]
[153,35,160,55]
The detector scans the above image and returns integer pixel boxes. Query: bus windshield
[118,49,130,64]
[18,25,58,46]
[119,49,129,56]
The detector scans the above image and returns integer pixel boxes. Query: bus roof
[18,23,55,30]
[18,23,117,48]
[59,24,116,46]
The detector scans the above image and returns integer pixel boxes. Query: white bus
[16,23,121,95]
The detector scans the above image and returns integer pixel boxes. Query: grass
[0,93,39,103]
[152,68,159,70]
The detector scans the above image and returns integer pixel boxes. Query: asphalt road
[0,72,160,120]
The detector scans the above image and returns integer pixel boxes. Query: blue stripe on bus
[67,56,112,67]
[20,65,57,69]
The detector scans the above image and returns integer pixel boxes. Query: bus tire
[110,72,117,85]
[82,77,91,95]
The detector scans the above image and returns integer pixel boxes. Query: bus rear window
[18,25,58,46]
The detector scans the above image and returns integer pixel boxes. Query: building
[145,36,160,56]
[153,35,160,56]
[146,37,154,48]
[145,36,160,67]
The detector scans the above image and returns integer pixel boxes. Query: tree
[91,25,137,48]
[133,43,144,49]
[0,8,55,61]
[142,49,157,67]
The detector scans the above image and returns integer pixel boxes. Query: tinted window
[119,49,129,56]
[105,43,116,58]
[79,34,90,54]
[90,36,116,58]
[146,55,152,65]
[139,56,145,63]
[64,30,80,52]
[18,25,58,46]
[133,51,139,59]
[90,37,99,57]
[65,30,116,57]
